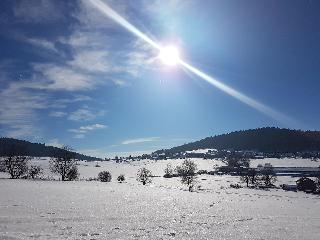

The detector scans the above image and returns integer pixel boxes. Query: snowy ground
[0,158,320,239]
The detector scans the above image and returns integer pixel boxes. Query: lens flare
[88,0,161,50]
[159,46,180,66]
[88,0,299,127]
[179,61,298,127]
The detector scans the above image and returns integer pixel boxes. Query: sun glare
[159,45,180,66]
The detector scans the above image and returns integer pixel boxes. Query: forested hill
[0,138,102,161]
[155,128,320,154]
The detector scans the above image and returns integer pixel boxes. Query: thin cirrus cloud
[49,111,67,118]
[68,108,106,122]
[13,0,64,23]
[0,81,47,138]
[121,137,160,145]
[69,124,107,139]
[0,0,161,139]
[47,138,63,148]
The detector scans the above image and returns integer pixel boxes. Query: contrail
[88,0,299,128]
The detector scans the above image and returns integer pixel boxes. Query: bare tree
[259,168,277,186]
[316,175,320,191]
[223,155,250,169]
[164,163,173,178]
[176,159,198,191]
[49,146,79,181]
[240,174,250,187]
[4,155,29,179]
[0,158,6,172]
[240,168,257,187]
[136,167,152,185]
[28,165,43,179]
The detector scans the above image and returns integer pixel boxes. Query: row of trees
[163,159,198,191]
[0,146,279,191]
[97,171,125,183]
[155,127,320,155]
[218,155,278,187]
[240,168,277,187]
[0,146,79,181]
[0,155,43,179]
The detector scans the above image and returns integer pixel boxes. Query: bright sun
[159,45,180,66]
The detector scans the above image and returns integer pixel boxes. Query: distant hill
[0,138,102,161]
[155,127,320,154]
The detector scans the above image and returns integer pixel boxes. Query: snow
[185,149,217,154]
[0,158,320,239]
[250,158,320,168]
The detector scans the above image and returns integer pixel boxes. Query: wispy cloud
[13,0,64,23]
[50,95,91,109]
[0,81,47,138]
[69,123,107,138]
[69,50,112,73]
[122,137,160,145]
[32,64,96,91]
[47,138,63,148]
[71,124,107,133]
[74,0,129,31]
[0,0,160,139]
[25,38,57,52]
[68,108,106,122]
[49,111,67,118]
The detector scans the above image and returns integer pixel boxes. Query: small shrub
[296,177,316,192]
[117,174,125,183]
[164,163,173,178]
[258,167,277,186]
[86,177,98,181]
[137,167,152,185]
[197,170,208,175]
[98,171,112,182]
[230,183,242,189]
[176,159,198,191]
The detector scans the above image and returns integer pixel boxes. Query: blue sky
[0,0,320,157]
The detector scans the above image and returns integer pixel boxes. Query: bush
[98,171,112,182]
[117,174,125,183]
[258,167,277,187]
[230,183,242,189]
[50,145,79,181]
[197,170,208,175]
[223,156,250,168]
[137,167,152,185]
[176,159,198,191]
[28,165,43,179]
[163,163,173,178]
[240,168,257,187]
[296,177,316,192]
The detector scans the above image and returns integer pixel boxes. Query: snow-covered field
[1,158,319,239]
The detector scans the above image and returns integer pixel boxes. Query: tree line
[0,138,101,161]
[154,127,320,154]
